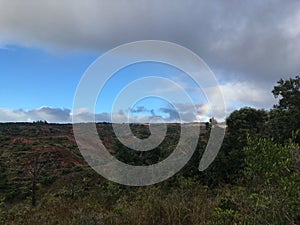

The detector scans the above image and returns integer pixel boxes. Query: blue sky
[0,46,97,110]
[1,0,300,123]
[0,45,211,123]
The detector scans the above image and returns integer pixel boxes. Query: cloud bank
[1,0,299,84]
[0,81,279,123]
[0,104,210,123]
[0,107,71,123]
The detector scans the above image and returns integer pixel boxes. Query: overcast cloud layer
[1,0,300,83]
[0,0,299,122]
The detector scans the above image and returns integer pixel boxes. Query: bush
[242,135,300,223]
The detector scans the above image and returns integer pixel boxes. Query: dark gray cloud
[150,109,156,117]
[130,106,149,113]
[160,108,180,121]
[1,0,299,86]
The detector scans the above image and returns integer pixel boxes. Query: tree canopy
[267,76,300,143]
[272,75,300,111]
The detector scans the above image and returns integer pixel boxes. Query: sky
[0,0,300,123]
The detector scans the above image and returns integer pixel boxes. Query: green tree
[226,107,267,149]
[243,136,300,222]
[272,76,300,111]
[221,107,268,182]
[267,76,300,143]
[243,136,297,186]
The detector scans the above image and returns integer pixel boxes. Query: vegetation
[0,76,299,224]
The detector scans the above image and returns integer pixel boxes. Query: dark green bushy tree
[266,76,300,143]
[272,76,300,111]
[226,107,268,148]
[243,136,300,223]
[219,107,268,182]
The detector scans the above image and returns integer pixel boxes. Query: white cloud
[0,104,212,123]
[0,107,71,123]
[220,82,276,110]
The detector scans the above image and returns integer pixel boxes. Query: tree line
[200,76,300,184]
